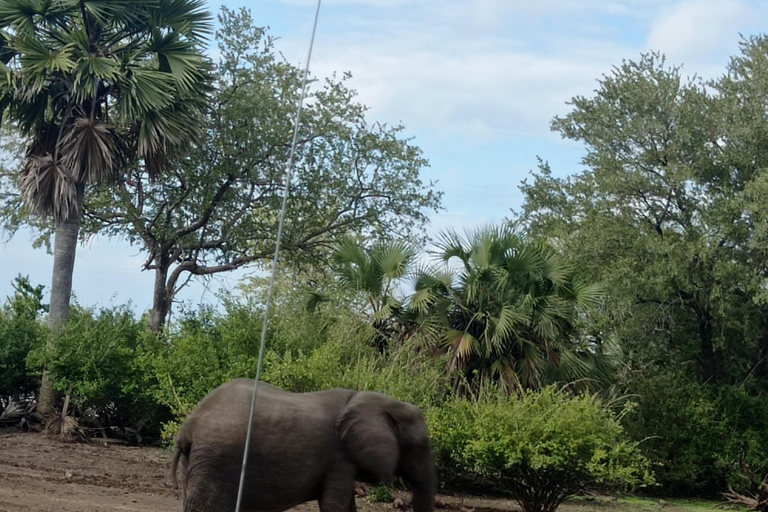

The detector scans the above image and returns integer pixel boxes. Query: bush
[264,337,449,409]
[367,485,395,503]
[623,373,768,496]
[0,276,46,404]
[147,292,451,440]
[140,304,263,420]
[428,388,653,512]
[28,304,169,436]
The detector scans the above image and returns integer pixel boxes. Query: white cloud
[311,43,622,140]
[646,0,751,69]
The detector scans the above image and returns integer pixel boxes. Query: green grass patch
[613,496,742,512]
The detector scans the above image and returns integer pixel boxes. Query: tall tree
[0,0,212,412]
[410,225,606,395]
[80,8,441,330]
[518,45,768,386]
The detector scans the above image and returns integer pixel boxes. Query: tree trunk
[38,183,85,416]
[756,308,768,380]
[698,310,717,384]
[149,259,171,332]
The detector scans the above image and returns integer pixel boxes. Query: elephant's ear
[337,392,400,484]
[386,399,430,448]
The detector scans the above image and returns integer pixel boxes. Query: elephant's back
[186,379,353,444]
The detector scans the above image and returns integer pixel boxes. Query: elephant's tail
[169,434,189,490]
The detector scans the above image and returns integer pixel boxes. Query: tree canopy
[410,225,607,395]
[76,8,441,329]
[0,0,213,412]
[518,39,768,387]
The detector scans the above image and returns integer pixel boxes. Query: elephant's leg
[318,475,355,512]
[183,450,238,512]
[184,479,237,512]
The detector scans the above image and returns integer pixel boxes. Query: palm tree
[0,0,212,414]
[331,239,416,350]
[410,225,607,395]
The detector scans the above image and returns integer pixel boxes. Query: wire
[234,1,322,511]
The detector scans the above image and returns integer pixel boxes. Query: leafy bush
[146,289,451,441]
[623,373,768,496]
[367,485,395,503]
[0,276,46,403]
[140,304,263,420]
[264,337,449,409]
[428,388,653,512]
[28,304,169,436]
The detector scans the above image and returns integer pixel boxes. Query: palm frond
[72,55,120,101]
[0,0,43,35]
[539,249,572,287]
[150,30,207,94]
[116,67,176,120]
[18,153,77,219]
[445,329,478,362]
[571,280,605,308]
[374,240,415,280]
[409,287,435,316]
[304,291,329,313]
[153,0,212,41]
[81,0,146,27]
[59,116,123,184]
[490,357,522,394]
[435,228,469,265]
[413,263,452,291]
[489,304,526,353]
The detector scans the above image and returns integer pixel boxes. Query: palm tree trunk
[38,183,84,416]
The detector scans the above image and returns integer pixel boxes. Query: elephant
[170,378,437,512]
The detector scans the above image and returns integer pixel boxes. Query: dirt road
[0,430,521,512]
[0,430,180,512]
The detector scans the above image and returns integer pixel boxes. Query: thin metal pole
[234,1,322,510]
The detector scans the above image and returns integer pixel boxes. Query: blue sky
[2,0,768,313]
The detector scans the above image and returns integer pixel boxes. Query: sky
[2,0,768,314]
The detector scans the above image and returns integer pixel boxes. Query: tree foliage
[518,47,768,386]
[0,275,45,402]
[411,225,608,395]
[79,8,441,330]
[330,239,417,350]
[0,0,213,219]
[516,38,768,493]
[0,0,213,412]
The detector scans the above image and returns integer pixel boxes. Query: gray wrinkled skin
[170,379,437,512]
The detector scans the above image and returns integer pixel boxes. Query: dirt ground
[0,428,522,512]
[0,429,712,512]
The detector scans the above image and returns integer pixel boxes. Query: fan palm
[410,225,607,395]
[0,0,212,413]
[331,239,416,350]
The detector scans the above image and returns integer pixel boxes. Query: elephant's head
[337,392,436,512]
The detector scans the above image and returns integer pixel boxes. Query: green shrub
[0,276,46,402]
[140,304,263,419]
[27,304,169,435]
[367,485,395,503]
[148,294,451,438]
[428,388,653,512]
[623,373,768,496]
